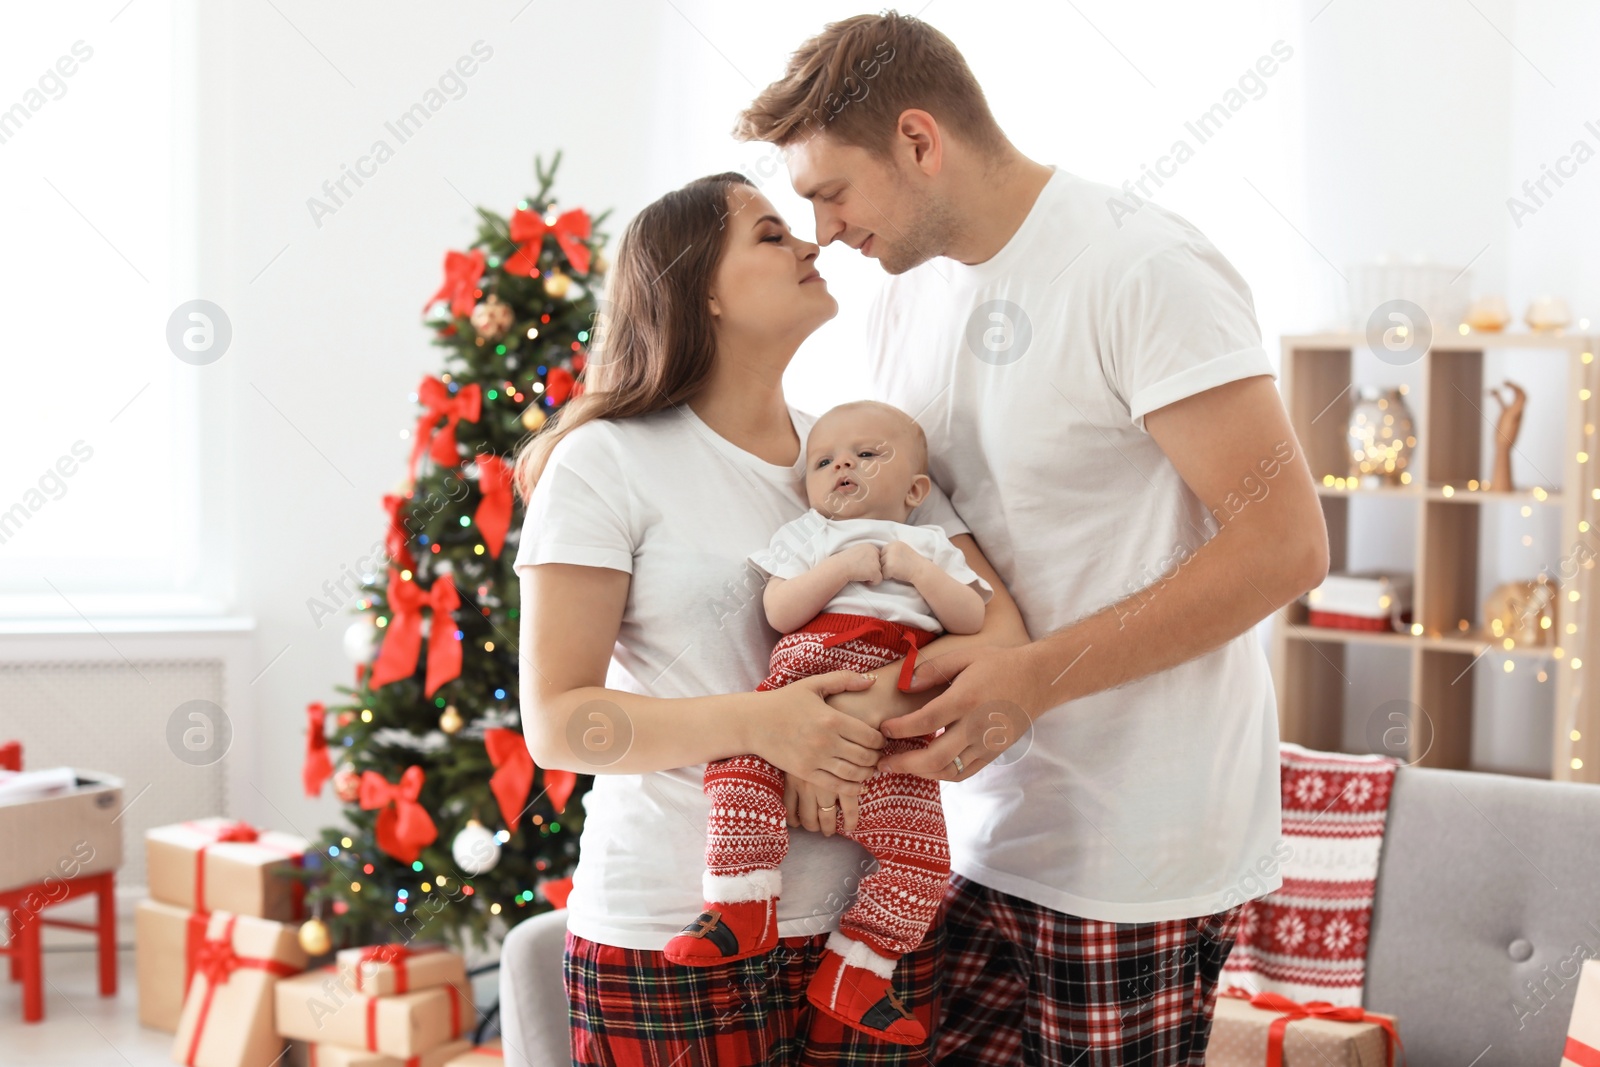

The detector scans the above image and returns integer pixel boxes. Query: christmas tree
[298,153,609,951]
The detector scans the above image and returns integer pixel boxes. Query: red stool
[0,740,119,1023]
[0,871,118,1023]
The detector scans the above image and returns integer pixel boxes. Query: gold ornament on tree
[543,271,572,299]
[439,705,463,734]
[1485,380,1526,491]
[298,916,331,956]
[521,406,548,433]
[470,295,515,342]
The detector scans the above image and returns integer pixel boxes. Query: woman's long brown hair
[512,171,754,502]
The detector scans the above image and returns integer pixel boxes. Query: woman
[511,171,1027,1066]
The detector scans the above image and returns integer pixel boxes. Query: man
[734,11,1329,1066]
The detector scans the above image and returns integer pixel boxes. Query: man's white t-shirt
[749,511,994,633]
[513,403,971,949]
[865,164,1285,923]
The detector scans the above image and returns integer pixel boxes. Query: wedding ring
[818,804,836,812]
[952,755,966,776]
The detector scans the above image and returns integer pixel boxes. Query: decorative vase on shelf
[1484,576,1558,647]
[1347,386,1417,486]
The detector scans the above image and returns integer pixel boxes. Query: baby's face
[804,406,927,521]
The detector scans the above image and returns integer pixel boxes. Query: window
[0,1,216,617]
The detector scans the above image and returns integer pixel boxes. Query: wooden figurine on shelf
[1485,379,1527,491]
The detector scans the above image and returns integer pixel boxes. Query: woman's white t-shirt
[749,510,994,632]
[512,403,970,950]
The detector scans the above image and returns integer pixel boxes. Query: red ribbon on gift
[358,766,438,865]
[424,249,486,319]
[384,493,418,572]
[183,910,208,993]
[821,617,935,693]
[473,455,514,558]
[354,942,435,994]
[368,569,462,697]
[182,915,300,1067]
[408,377,482,480]
[303,702,332,798]
[484,728,532,830]
[1221,988,1404,1067]
[359,976,463,1053]
[1567,1037,1600,1067]
[180,819,308,920]
[506,207,592,276]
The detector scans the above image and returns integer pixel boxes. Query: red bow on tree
[302,702,332,797]
[544,766,578,813]
[407,376,482,481]
[424,249,486,318]
[473,455,514,559]
[506,207,592,276]
[382,494,418,572]
[358,766,438,864]
[544,366,576,406]
[484,728,532,829]
[368,569,462,696]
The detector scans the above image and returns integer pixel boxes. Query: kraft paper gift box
[275,966,475,1058]
[441,1040,501,1065]
[1207,989,1401,1067]
[135,897,211,1032]
[305,1038,472,1067]
[336,943,468,997]
[1563,959,1600,1067]
[146,817,309,920]
[0,769,122,892]
[171,910,310,1067]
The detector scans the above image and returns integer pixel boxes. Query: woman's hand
[784,774,858,837]
[753,670,886,798]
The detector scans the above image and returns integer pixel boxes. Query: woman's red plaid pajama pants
[703,611,949,961]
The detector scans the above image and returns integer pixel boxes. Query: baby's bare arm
[763,544,882,633]
[881,541,986,635]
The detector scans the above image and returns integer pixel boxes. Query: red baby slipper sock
[805,930,926,1046]
[663,869,781,966]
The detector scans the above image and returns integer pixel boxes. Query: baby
[663,400,993,1046]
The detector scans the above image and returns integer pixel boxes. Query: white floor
[1,945,176,1067]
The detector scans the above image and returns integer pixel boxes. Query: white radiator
[0,618,256,904]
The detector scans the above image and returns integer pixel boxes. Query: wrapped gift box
[275,966,474,1058]
[306,1038,472,1067]
[441,1040,501,1065]
[0,769,122,892]
[172,911,310,1067]
[336,944,467,997]
[135,898,210,1032]
[1208,990,1400,1067]
[1563,959,1600,1067]
[146,817,308,920]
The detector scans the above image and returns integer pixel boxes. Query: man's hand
[784,773,858,836]
[876,644,1045,780]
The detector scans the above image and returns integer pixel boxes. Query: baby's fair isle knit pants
[701,612,950,963]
